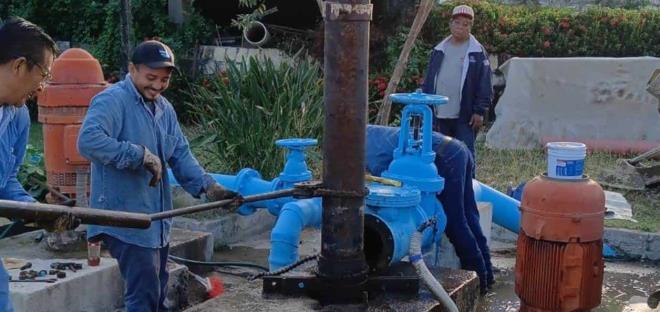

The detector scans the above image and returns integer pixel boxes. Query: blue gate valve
[382,90,449,247]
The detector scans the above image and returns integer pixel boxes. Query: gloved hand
[143,147,162,187]
[38,215,81,233]
[205,183,240,202]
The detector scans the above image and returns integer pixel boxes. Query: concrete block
[169,228,214,274]
[491,223,519,243]
[644,232,660,261]
[486,57,660,149]
[426,202,495,270]
[173,209,276,248]
[8,258,123,312]
[2,228,215,312]
[197,46,294,75]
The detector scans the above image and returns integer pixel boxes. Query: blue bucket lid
[366,183,421,208]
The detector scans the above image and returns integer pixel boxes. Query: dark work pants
[101,235,170,312]
[433,137,493,290]
[434,117,477,163]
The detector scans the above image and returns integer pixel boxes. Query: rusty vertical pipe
[318,0,372,303]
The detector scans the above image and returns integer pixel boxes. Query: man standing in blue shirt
[78,40,237,312]
[0,17,57,312]
[421,5,492,161]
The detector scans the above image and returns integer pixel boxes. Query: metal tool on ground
[10,278,57,283]
[190,272,224,299]
[0,199,152,229]
[599,146,660,190]
[365,175,401,187]
[50,262,83,272]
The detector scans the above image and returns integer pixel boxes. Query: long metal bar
[0,200,151,229]
[150,188,296,221]
[317,0,372,302]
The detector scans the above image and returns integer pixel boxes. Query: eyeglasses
[32,62,53,87]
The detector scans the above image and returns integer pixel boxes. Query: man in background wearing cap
[421,5,494,293]
[78,40,238,311]
[422,4,492,161]
[0,17,58,312]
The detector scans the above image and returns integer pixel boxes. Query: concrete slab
[8,258,123,312]
[486,57,660,150]
[186,228,480,312]
[0,228,214,312]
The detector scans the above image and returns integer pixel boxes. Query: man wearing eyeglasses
[0,17,57,312]
[421,5,492,161]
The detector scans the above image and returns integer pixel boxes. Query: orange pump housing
[37,49,107,197]
[515,175,605,312]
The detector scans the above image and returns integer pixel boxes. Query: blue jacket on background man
[77,75,215,249]
[421,34,492,123]
[1,105,36,312]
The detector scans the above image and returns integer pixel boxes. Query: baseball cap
[131,40,175,69]
[452,5,474,19]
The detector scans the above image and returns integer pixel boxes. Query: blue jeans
[0,259,13,312]
[434,136,493,291]
[434,118,477,162]
[100,235,170,312]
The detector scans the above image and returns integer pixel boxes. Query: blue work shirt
[78,75,215,248]
[0,105,34,202]
[0,105,31,312]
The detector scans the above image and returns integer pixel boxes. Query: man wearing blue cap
[78,40,238,312]
[0,17,57,312]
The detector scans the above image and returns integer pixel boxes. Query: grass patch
[475,135,659,233]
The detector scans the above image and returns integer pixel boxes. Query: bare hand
[143,147,162,187]
[469,114,484,131]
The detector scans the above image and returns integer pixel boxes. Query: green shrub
[185,56,324,179]
[0,0,215,72]
[373,0,660,110]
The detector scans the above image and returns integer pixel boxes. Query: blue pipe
[268,198,323,270]
[472,180,520,234]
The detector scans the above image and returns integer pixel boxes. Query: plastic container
[546,142,586,180]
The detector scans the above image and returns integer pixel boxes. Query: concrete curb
[491,224,660,261]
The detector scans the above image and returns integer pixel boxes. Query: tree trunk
[375,0,435,125]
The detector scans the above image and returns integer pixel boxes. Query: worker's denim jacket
[78,75,214,248]
[0,105,32,312]
[0,105,34,202]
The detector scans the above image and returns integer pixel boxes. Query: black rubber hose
[168,255,269,272]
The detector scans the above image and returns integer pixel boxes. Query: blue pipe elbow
[268,198,323,270]
[473,180,520,233]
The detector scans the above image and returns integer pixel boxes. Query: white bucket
[546,142,586,179]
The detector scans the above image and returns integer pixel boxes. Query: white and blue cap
[131,40,175,69]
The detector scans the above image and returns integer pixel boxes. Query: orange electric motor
[515,175,606,312]
[37,48,107,199]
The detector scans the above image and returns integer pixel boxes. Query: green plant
[17,144,48,201]
[185,55,324,179]
[0,0,215,72]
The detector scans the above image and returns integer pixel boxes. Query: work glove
[38,214,81,233]
[205,183,240,202]
[143,147,162,187]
